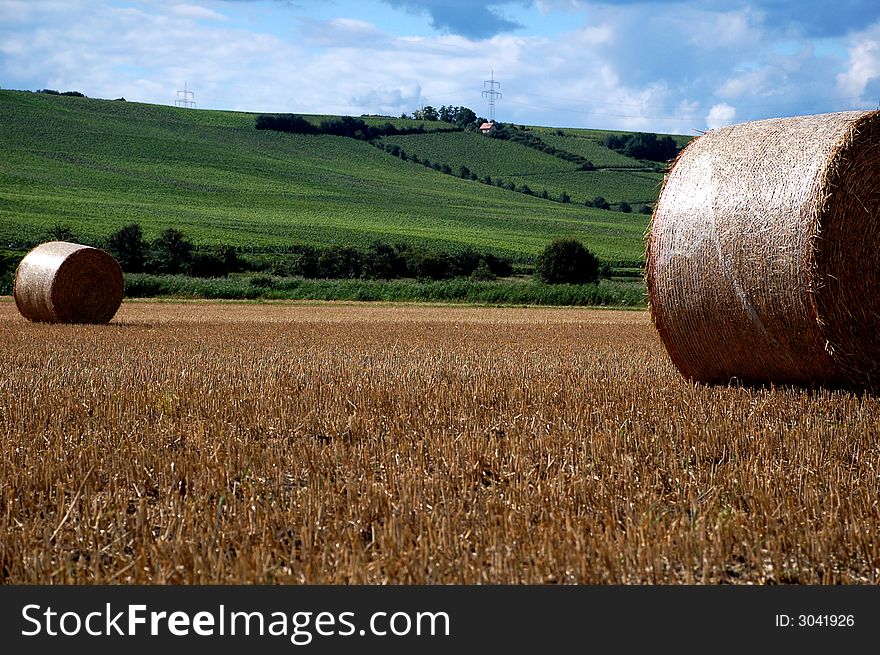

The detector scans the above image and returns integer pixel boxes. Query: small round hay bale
[13,241,124,324]
[646,110,880,386]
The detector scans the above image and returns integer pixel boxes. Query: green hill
[0,89,689,266]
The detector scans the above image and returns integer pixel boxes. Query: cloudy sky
[2,0,880,134]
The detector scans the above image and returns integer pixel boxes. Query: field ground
[2,299,878,583]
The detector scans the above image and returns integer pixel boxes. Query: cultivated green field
[533,127,693,168]
[380,129,671,204]
[0,89,688,265]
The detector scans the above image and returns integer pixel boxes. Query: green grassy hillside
[0,89,688,265]
[379,129,669,205]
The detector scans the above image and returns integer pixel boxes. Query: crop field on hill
[0,90,665,264]
[537,132,647,168]
[1,299,878,584]
[534,128,694,168]
[380,131,573,179]
[379,130,666,205]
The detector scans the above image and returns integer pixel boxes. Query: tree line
[97,224,517,282]
[255,114,459,141]
[1,225,606,295]
[406,105,481,128]
[603,132,680,162]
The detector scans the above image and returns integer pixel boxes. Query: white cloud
[350,83,423,115]
[0,0,877,132]
[706,102,736,129]
[299,17,388,46]
[171,4,228,21]
[686,8,762,50]
[535,0,585,13]
[837,24,880,99]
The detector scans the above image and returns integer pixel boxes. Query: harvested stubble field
[1,299,878,584]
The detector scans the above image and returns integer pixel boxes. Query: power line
[482,70,502,122]
[175,81,196,109]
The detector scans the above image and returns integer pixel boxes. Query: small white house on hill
[479,121,496,134]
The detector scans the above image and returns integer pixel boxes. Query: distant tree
[255,114,317,134]
[106,223,147,272]
[319,116,371,139]
[559,191,571,204]
[285,246,320,278]
[591,196,610,210]
[455,107,478,128]
[404,248,453,280]
[0,251,15,295]
[148,228,193,275]
[481,253,513,278]
[603,132,679,162]
[470,258,497,281]
[317,245,362,279]
[638,203,653,215]
[618,201,632,213]
[414,105,439,121]
[535,238,600,285]
[189,245,243,278]
[37,89,84,97]
[362,242,405,280]
[190,251,227,278]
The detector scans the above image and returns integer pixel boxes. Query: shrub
[106,223,147,272]
[470,259,497,281]
[0,251,16,295]
[254,114,317,134]
[249,274,275,288]
[148,228,193,275]
[535,238,600,285]
[603,132,679,162]
[190,249,233,278]
[362,242,406,280]
[317,245,363,279]
[404,249,454,280]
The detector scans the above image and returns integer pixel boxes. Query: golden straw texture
[646,110,880,386]
[13,241,124,324]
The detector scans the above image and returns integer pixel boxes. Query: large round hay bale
[646,110,880,386]
[13,241,124,324]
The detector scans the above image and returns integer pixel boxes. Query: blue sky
[2,0,880,134]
